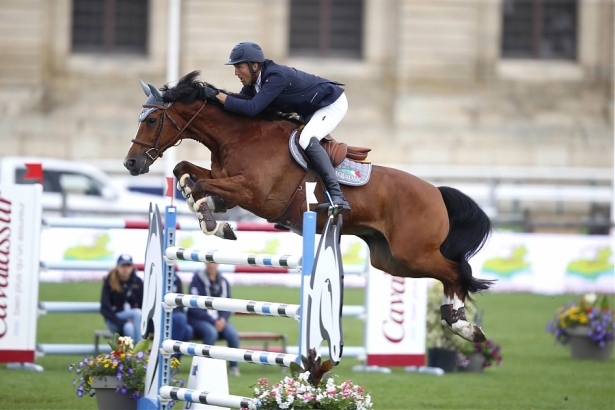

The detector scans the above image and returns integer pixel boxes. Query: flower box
[91,376,138,410]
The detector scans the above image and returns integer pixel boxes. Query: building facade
[0,0,612,169]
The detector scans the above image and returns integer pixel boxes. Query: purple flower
[128,368,134,376]
[118,363,124,372]
[136,351,145,360]
[68,364,73,372]
[78,361,84,369]
[72,379,76,387]
[180,379,185,388]
[75,369,81,375]
[83,357,89,363]
[89,391,96,397]
[120,387,128,395]
[76,390,83,398]
[116,372,123,381]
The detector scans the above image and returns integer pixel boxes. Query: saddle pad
[288,130,372,187]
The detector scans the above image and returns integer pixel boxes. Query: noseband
[131,100,207,161]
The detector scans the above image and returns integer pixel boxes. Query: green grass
[1,283,613,409]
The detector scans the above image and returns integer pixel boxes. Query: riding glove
[198,86,219,101]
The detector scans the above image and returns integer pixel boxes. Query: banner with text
[0,184,42,363]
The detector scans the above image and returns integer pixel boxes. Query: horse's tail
[438,186,494,300]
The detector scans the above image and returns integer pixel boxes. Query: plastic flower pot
[567,326,614,361]
[463,352,486,372]
[90,376,138,410]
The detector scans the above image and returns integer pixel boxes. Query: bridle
[131,100,207,161]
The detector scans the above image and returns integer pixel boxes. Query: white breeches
[299,92,348,149]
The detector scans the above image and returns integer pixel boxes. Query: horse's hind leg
[440,284,486,343]
[362,231,486,343]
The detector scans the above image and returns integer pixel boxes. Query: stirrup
[314,203,347,215]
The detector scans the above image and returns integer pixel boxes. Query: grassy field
[1,282,613,410]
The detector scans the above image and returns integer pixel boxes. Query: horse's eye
[147,117,157,125]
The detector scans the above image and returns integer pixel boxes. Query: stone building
[0,0,613,224]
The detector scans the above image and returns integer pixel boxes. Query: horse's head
[124,72,208,176]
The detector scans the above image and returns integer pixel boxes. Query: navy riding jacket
[100,269,144,327]
[186,270,232,325]
[223,59,344,120]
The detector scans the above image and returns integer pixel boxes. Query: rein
[131,100,207,161]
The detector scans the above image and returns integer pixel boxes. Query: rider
[209,41,350,214]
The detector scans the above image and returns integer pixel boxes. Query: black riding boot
[304,137,351,214]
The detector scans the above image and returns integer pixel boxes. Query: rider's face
[233,62,260,86]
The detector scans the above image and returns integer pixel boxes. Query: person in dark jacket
[187,262,241,376]
[204,41,350,214]
[100,254,143,343]
[171,275,194,345]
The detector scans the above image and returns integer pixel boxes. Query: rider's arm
[222,71,286,117]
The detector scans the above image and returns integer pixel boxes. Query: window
[71,0,148,54]
[501,0,577,60]
[15,169,103,196]
[289,0,363,59]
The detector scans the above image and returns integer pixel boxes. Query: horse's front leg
[190,174,265,239]
[173,161,228,213]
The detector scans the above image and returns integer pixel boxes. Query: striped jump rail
[161,340,299,367]
[163,293,300,318]
[165,247,302,269]
[159,386,254,409]
[39,260,291,274]
[42,217,281,232]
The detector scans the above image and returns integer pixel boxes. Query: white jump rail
[164,293,300,318]
[165,247,302,269]
[42,217,281,231]
[161,340,299,367]
[159,386,252,409]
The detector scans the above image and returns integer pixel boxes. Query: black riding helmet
[225,41,265,75]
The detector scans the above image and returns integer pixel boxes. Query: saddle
[294,128,371,167]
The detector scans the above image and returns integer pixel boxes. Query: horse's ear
[140,80,151,97]
[148,83,163,102]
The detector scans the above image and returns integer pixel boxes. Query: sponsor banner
[471,232,614,294]
[0,184,42,363]
[365,269,428,366]
[39,225,369,277]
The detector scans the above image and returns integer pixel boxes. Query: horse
[124,71,493,343]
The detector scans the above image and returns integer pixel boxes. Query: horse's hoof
[218,222,237,240]
[472,325,487,343]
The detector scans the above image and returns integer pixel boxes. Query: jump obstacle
[138,204,344,410]
[25,213,367,361]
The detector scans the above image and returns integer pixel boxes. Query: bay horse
[124,71,493,343]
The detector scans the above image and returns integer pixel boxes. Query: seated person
[187,262,241,376]
[100,254,143,343]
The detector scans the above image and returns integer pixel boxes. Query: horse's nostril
[125,158,136,168]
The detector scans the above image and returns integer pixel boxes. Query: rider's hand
[198,86,219,101]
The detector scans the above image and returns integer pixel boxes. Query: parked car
[0,156,190,219]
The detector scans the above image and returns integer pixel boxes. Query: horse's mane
[161,70,302,124]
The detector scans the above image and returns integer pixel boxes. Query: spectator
[187,262,241,376]
[100,254,143,344]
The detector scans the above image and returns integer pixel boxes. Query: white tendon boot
[440,293,486,343]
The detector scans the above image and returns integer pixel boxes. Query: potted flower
[68,334,183,410]
[242,349,373,410]
[546,293,615,360]
[426,281,468,372]
[458,339,503,372]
